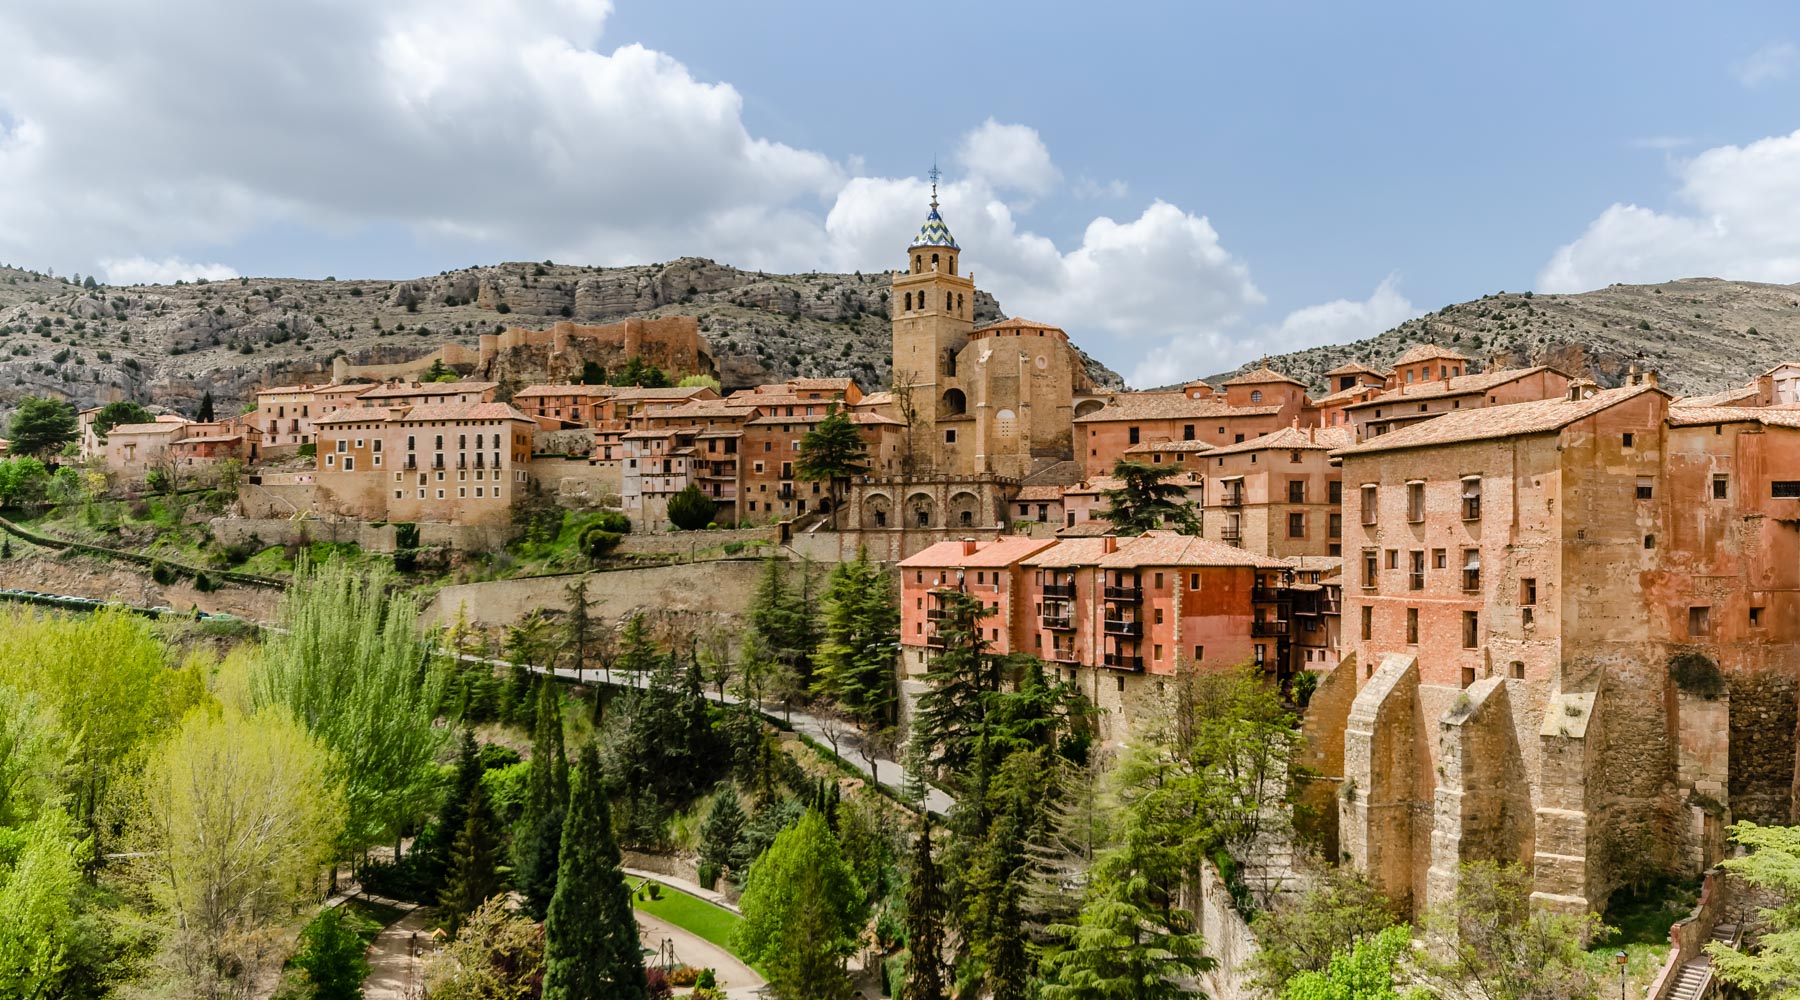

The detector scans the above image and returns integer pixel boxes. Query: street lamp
[1615,949,1628,1000]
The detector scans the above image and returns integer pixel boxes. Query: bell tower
[892,166,977,472]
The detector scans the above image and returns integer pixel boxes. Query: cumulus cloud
[0,1,1398,385]
[1126,276,1416,388]
[1539,128,1800,292]
[1735,41,1797,88]
[100,256,241,286]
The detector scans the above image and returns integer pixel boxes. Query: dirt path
[362,906,434,1000]
[635,909,765,998]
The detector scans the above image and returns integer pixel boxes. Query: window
[1461,549,1480,591]
[1405,607,1419,644]
[1461,476,1481,519]
[1360,484,1377,525]
[1288,480,1306,503]
[1362,549,1378,588]
[1636,477,1655,500]
[1462,611,1479,648]
[1288,512,1306,538]
[1775,481,1800,499]
[1329,513,1342,538]
[1689,605,1711,636]
[1360,605,1372,640]
[1751,606,1765,628]
[1407,481,1425,522]
[1408,550,1424,590]
[1713,474,1730,500]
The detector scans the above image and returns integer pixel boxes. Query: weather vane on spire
[928,162,940,209]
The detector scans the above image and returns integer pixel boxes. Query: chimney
[1102,535,1118,554]
[961,538,978,557]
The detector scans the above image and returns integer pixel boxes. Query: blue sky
[4,1,1800,385]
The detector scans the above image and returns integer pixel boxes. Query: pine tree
[515,680,570,919]
[909,588,999,786]
[1099,458,1200,535]
[813,550,900,726]
[795,407,870,530]
[543,742,647,1000]
[438,783,502,937]
[905,813,949,1000]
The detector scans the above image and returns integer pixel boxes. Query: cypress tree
[543,742,647,1000]
[427,729,483,886]
[438,783,502,937]
[515,680,570,919]
[906,813,949,1000]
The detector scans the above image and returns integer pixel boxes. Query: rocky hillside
[1205,278,1800,396]
[0,258,1125,418]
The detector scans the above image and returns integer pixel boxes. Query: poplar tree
[543,742,646,1000]
[515,680,570,919]
[813,550,900,726]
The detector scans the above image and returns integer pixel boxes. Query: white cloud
[955,119,1060,197]
[1539,128,1800,292]
[1126,276,1416,388]
[1735,41,1797,88]
[100,256,240,286]
[0,2,1397,385]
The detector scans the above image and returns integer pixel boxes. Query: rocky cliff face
[1203,278,1800,395]
[0,258,1125,419]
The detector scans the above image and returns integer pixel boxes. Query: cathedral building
[889,178,1095,480]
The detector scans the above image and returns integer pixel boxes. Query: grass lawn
[628,880,743,955]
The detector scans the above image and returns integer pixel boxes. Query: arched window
[1251,390,1263,403]
[904,292,912,311]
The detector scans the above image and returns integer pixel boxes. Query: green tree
[293,907,373,1000]
[610,356,670,388]
[253,560,449,861]
[905,812,949,1000]
[1282,925,1421,1000]
[1415,861,1602,1000]
[734,810,867,1000]
[134,708,346,999]
[1099,458,1199,535]
[439,782,503,937]
[812,550,899,726]
[543,742,647,1000]
[1710,821,1800,995]
[795,407,870,530]
[666,483,716,530]
[92,400,154,440]
[6,397,77,459]
[909,588,999,786]
[514,681,570,920]
[1250,863,1398,992]
[197,390,216,423]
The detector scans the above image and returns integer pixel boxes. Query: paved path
[362,905,433,1000]
[465,655,956,815]
[636,910,765,999]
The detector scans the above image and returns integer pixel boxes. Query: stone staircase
[1664,919,1741,1000]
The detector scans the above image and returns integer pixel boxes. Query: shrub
[1670,650,1726,700]
[666,484,715,531]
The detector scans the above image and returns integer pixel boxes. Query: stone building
[889,182,1094,479]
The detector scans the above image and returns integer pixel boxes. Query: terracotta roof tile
[1073,392,1282,423]
[897,537,1057,569]
[1343,366,1560,411]
[1335,384,1665,455]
